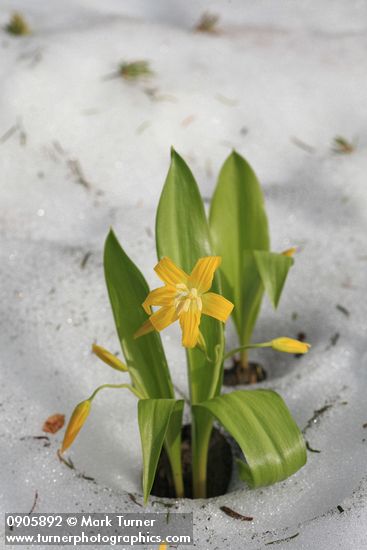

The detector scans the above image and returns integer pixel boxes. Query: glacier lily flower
[135,256,234,348]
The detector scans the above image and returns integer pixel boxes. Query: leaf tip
[169,147,186,168]
[170,146,180,162]
[105,227,116,245]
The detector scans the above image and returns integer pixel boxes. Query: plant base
[223,358,267,386]
[151,425,232,499]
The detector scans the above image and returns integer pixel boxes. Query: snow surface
[1,1,367,549]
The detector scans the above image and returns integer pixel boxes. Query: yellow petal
[179,309,201,348]
[271,337,311,354]
[149,306,178,332]
[189,256,221,293]
[282,247,297,257]
[134,319,155,339]
[201,292,234,322]
[142,285,177,315]
[92,344,128,372]
[60,400,91,453]
[154,257,189,286]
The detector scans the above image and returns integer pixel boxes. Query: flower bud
[92,344,127,372]
[61,400,91,453]
[271,337,310,354]
[282,247,297,257]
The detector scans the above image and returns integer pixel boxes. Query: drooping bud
[92,344,127,372]
[60,400,91,453]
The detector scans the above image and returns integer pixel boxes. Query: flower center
[175,284,202,316]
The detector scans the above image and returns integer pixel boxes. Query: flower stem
[89,383,144,401]
[165,439,184,498]
[223,342,271,362]
[240,348,249,370]
[191,409,212,499]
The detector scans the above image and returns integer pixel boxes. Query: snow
[0,1,367,548]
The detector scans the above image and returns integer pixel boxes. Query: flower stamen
[175,284,203,316]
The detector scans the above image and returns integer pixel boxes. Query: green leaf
[156,149,212,269]
[239,250,264,347]
[138,398,184,503]
[156,149,223,403]
[209,151,270,344]
[194,390,306,488]
[254,251,294,309]
[104,229,174,399]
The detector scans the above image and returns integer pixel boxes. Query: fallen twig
[68,159,91,190]
[20,435,51,448]
[306,440,321,453]
[0,125,17,144]
[128,493,143,508]
[265,532,299,545]
[57,449,75,469]
[80,251,92,269]
[220,506,253,522]
[291,137,315,154]
[336,304,350,317]
[302,404,332,434]
[28,490,39,516]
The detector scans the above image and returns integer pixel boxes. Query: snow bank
[1,1,366,548]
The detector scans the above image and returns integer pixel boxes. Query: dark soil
[151,425,232,499]
[223,357,267,385]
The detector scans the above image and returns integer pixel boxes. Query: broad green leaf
[156,149,212,267]
[209,151,270,344]
[156,149,223,403]
[194,390,306,487]
[138,398,184,503]
[254,251,294,309]
[104,229,174,399]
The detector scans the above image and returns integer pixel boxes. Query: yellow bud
[271,337,310,354]
[92,344,127,372]
[60,400,91,453]
[282,247,297,257]
[158,545,167,550]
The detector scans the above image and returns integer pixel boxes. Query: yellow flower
[60,400,91,453]
[135,256,234,348]
[271,337,310,354]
